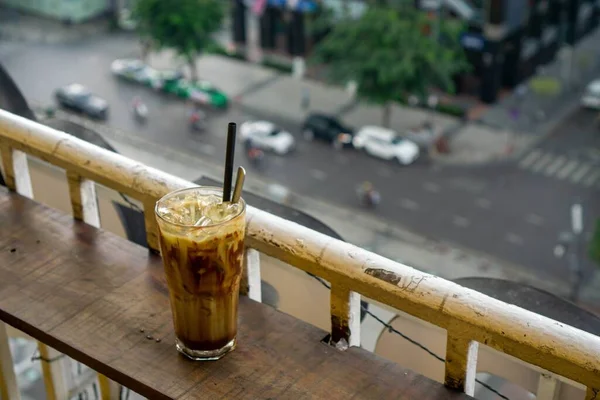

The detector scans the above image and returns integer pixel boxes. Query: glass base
[175,337,236,361]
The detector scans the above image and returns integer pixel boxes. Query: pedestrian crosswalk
[518,149,600,189]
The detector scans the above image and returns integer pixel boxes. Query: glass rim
[154,186,246,229]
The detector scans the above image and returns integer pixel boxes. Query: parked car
[301,113,354,149]
[581,79,600,110]
[111,59,182,89]
[54,83,108,120]
[162,78,229,109]
[240,121,295,155]
[111,59,228,108]
[353,126,419,165]
[110,59,148,82]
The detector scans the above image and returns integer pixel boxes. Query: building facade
[1,0,112,23]
[232,0,600,103]
[459,0,600,103]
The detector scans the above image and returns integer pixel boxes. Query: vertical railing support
[67,171,100,227]
[0,322,21,400]
[1,146,33,197]
[242,248,262,302]
[537,373,561,400]
[444,331,478,396]
[98,373,121,400]
[37,342,69,400]
[587,387,600,400]
[144,199,160,253]
[330,284,361,349]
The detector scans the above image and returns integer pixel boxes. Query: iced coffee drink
[155,187,246,360]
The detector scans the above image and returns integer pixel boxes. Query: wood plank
[0,187,472,400]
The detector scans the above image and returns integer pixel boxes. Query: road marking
[543,155,567,176]
[569,163,593,184]
[530,153,554,172]
[583,168,600,187]
[525,214,544,226]
[452,215,470,228]
[519,149,543,168]
[505,233,524,246]
[556,159,579,180]
[475,198,491,209]
[398,198,419,211]
[377,167,392,178]
[423,182,440,193]
[310,169,327,181]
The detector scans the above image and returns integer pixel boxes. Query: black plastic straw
[223,122,237,202]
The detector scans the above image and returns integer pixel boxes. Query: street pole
[554,201,585,301]
[570,203,584,301]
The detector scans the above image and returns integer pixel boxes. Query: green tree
[590,219,600,267]
[312,4,469,127]
[134,0,225,81]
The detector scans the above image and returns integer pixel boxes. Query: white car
[353,126,420,165]
[110,59,147,79]
[581,80,600,109]
[240,121,295,155]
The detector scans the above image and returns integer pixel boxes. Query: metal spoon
[231,167,246,204]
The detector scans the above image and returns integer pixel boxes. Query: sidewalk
[0,6,109,44]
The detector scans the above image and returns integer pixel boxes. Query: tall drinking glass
[155,187,246,360]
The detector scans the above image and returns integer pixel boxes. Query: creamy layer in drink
[155,187,246,360]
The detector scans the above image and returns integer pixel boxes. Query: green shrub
[436,103,466,118]
[206,43,247,61]
[261,57,293,74]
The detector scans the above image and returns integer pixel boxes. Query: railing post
[242,248,262,302]
[330,284,361,349]
[67,171,100,227]
[587,387,600,400]
[0,322,21,400]
[1,146,33,197]
[537,373,561,400]
[444,331,478,396]
[98,373,121,400]
[37,342,70,400]
[143,199,160,253]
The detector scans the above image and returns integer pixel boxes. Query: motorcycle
[189,111,206,132]
[132,102,148,122]
[356,186,380,208]
[246,147,265,167]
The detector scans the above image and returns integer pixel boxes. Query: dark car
[54,83,108,119]
[301,113,354,149]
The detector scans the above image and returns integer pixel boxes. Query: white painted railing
[1,109,600,400]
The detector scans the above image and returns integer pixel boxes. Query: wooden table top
[0,187,472,400]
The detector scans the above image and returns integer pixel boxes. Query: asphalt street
[1,34,599,285]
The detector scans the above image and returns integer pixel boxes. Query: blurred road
[1,34,599,285]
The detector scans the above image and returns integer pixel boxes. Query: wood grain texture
[0,187,472,400]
